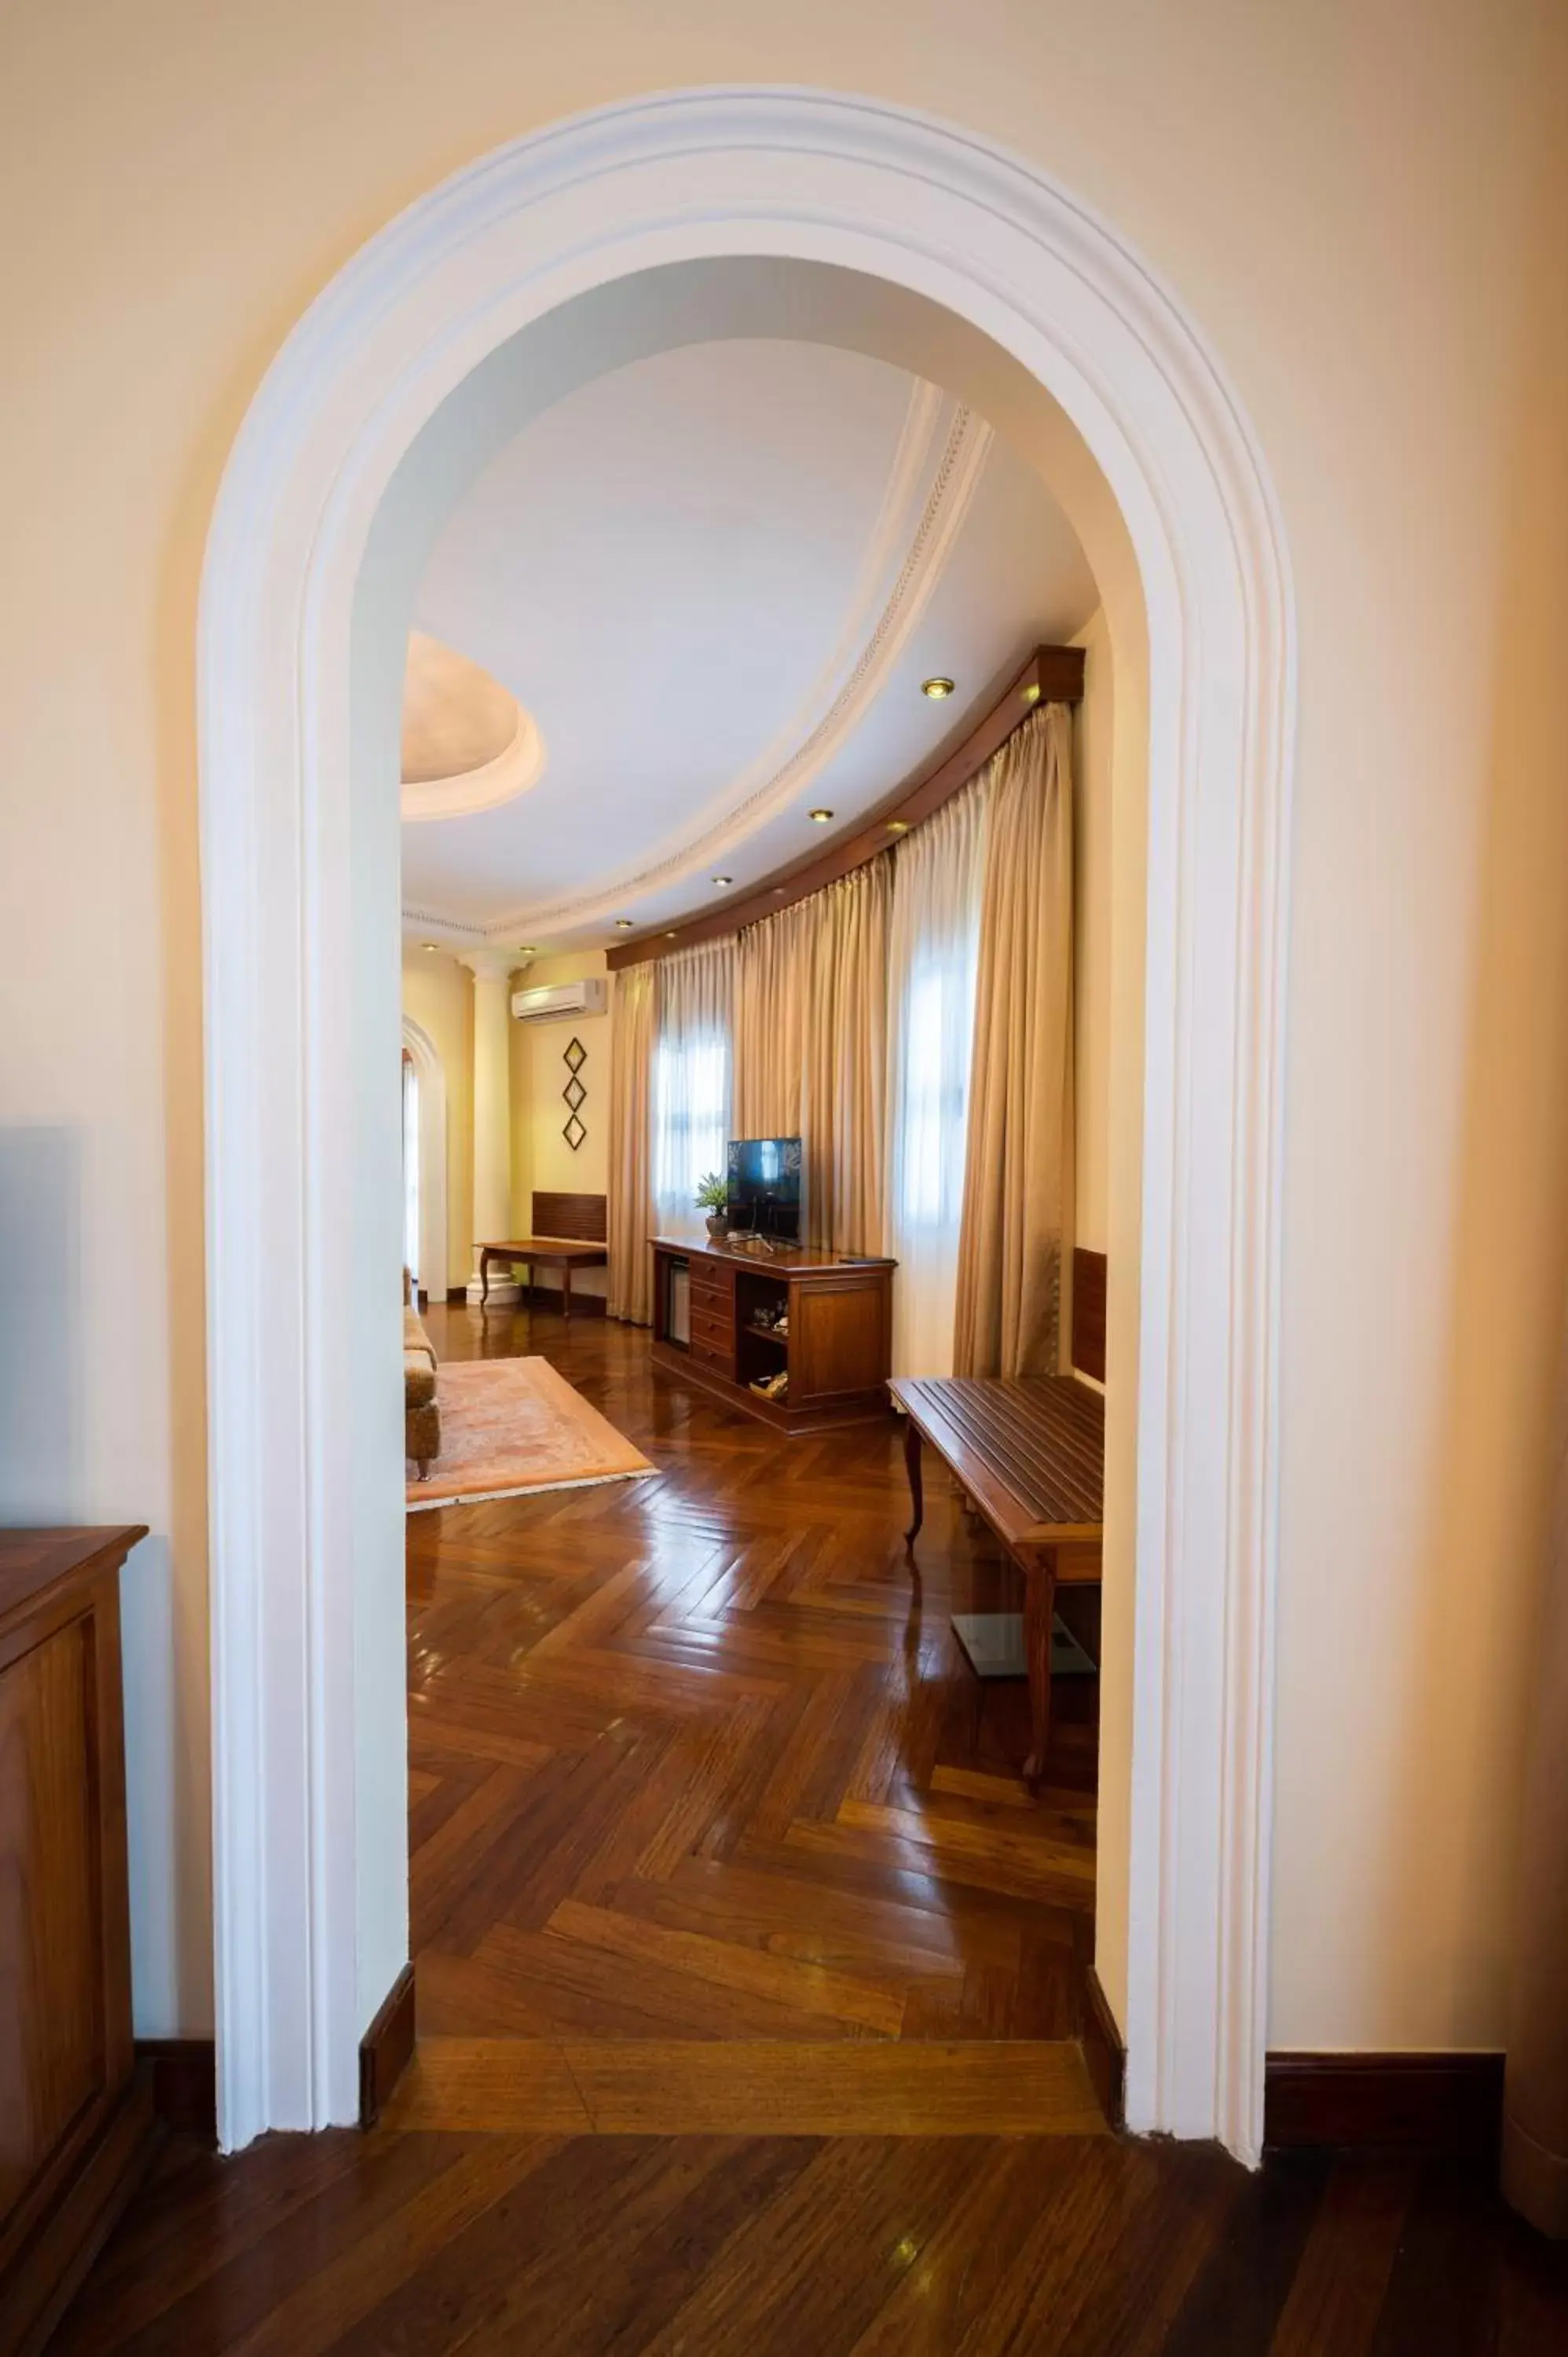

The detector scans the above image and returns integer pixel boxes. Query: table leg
[562,1261,572,1325]
[902,1417,925,1550]
[1022,1550,1058,1793]
[479,1249,491,1310]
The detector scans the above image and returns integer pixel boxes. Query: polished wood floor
[405,1301,1100,2073]
[52,2129,1568,2353]
[53,1303,1568,2352]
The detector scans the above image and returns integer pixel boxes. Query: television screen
[726,1136,803,1241]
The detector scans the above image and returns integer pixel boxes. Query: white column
[461,950,518,1305]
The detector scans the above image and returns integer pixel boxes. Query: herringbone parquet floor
[407,1302,1099,2069]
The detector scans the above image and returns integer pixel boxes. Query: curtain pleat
[733,861,889,1255]
[734,902,808,1136]
[953,703,1075,1379]
[606,962,655,1324]
[803,863,890,1255]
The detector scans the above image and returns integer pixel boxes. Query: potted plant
[694,1171,729,1241]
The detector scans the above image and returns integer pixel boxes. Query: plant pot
[705,1214,730,1241]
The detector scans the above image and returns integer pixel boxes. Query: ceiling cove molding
[400,907,489,941]
[412,383,993,943]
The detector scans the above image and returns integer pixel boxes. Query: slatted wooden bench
[478,1189,608,1321]
[889,1373,1105,1790]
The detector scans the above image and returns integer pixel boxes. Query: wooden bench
[478,1190,607,1321]
[890,1373,1105,1790]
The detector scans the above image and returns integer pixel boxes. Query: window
[651,1025,731,1228]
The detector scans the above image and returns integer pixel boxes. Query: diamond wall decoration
[560,1036,588,1149]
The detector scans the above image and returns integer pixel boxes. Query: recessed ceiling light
[772,886,787,896]
[518,944,537,955]
[808,808,833,824]
[712,875,732,887]
[421,940,438,951]
[885,819,910,834]
[921,676,955,700]
[614,918,635,929]
[1022,681,1042,704]
[665,929,678,939]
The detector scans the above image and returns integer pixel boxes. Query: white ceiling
[402,335,1097,951]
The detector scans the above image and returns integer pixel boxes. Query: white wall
[3,0,1566,2055]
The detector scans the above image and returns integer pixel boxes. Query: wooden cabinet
[0,1527,156,2357]
[650,1238,895,1433]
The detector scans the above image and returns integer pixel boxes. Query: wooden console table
[890,1376,1105,1789]
[478,1237,607,1318]
[0,1525,156,2354]
[651,1235,896,1434]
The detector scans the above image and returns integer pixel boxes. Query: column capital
[458,948,517,984]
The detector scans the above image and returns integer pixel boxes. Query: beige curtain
[734,899,809,1136]
[804,863,890,1254]
[952,702,1075,1378]
[732,861,889,1255]
[606,962,655,1324]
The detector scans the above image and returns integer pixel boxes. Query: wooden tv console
[650,1235,896,1434]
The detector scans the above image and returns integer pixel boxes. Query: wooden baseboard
[1079,1965,1125,2130]
[1264,2051,1504,2159]
[3,2065,160,2357]
[134,2038,217,2139]
[359,1963,416,2128]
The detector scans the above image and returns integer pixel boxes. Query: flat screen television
[726,1136,803,1242]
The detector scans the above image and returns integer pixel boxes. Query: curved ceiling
[401,335,1097,951]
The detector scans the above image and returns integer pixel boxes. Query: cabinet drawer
[691,1306,735,1353]
[691,1331,733,1372]
[688,1262,731,1303]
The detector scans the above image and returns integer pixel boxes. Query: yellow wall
[4,0,1566,2051]
[401,947,474,1290]
[510,951,611,1298]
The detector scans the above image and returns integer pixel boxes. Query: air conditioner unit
[510,977,608,1024]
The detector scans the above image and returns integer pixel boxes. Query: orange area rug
[406,1354,654,1512]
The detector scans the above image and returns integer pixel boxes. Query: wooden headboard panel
[533,1190,607,1243]
[1072,1247,1107,1384]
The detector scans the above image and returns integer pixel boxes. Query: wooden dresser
[650,1236,896,1433]
[0,1526,155,2357]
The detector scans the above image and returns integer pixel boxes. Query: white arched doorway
[199,90,1294,2159]
[400,1015,449,1305]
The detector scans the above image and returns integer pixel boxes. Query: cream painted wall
[401,948,474,1292]
[1072,610,1112,1258]
[511,952,611,1300]
[4,0,1566,2052]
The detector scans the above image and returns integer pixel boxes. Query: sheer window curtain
[953,702,1075,1379]
[652,939,735,1237]
[885,778,988,1374]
